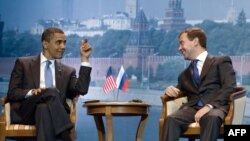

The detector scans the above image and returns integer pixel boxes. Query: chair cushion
[188,122,200,127]
[232,95,246,124]
[167,97,187,115]
[6,124,36,130]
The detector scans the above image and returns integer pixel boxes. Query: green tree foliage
[90,30,131,57]
[126,66,135,79]
[64,34,82,58]
[157,30,179,56]
[1,31,40,57]
[154,57,183,83]
[1,21,250,57]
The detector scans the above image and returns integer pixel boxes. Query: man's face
[178,33,196,60]
[43,33,66,60]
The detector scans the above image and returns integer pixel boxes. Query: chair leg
[0,132,5,141]
[0,122,6,141]
[70,127,76,141]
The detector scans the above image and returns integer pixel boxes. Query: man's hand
[31,88,46,95]
[194,106,211,122]
[80,40,92,62]
[164,85,180,97]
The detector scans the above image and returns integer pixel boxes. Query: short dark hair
[41,27,64,42]
[179,27,207,48]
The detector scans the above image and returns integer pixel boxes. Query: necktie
[45,60,53,87]
[192,59,203,106]
[192,59,200,86]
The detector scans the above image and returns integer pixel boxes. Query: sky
[0,0,249,31]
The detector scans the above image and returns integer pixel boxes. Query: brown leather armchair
[0,96,78,141]
[159,87,247,141]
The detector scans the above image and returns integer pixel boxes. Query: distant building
[161,0,188,31]
[80,18,102,30]
[123,9,154,78]
[31,12,131,37]
[227,0,237,25]
[30,23,44,35]
[237,9,247,26]
[63,0,73,20]
[102,12,131,30]
[125,0,139,19]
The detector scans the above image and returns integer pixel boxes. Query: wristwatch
[206,104,214,109]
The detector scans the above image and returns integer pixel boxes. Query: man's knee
[41,88,61,100]
[36,103,49,111]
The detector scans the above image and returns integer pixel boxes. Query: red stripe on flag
[121,79,129,92]
[103,75,117,94]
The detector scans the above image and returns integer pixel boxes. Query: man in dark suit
[162,27,236,141]
[7,27,92,141]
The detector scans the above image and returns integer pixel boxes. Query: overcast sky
[0,0,249,31]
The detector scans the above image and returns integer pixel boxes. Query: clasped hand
[164,85,180,97]
[31,88,46,95]
[80,40,92,62]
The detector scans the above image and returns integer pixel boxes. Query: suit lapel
[55,60,63,91]
[30,56,40,88]
[200,55,215,81]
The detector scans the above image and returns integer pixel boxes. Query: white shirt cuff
[81,62,91,67]
[25,90,33,98]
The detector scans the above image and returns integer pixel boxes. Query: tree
[154,57,183,83]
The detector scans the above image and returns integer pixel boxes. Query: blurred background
[0,0,250,140]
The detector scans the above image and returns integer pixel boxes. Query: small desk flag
[103,66,117,94]
[116,66,129,92]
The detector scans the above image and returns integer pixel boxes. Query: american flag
[103,66,117,94]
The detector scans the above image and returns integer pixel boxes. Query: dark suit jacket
[177,55,236,113]
[7,55,91,123]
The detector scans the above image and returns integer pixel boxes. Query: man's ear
[42,41,48,49]
[193,37,199,46]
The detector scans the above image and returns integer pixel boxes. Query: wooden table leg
[94,115,105,141]
[136,115,148,141]
[106,106,113,141]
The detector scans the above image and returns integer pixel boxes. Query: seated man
[163,27,236,141]
[7,27,92,141]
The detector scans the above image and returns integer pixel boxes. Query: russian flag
[116,66,129,92]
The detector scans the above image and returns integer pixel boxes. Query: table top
[83,101,151,116]
[84,101,151,107]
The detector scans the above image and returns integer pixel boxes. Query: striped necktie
[45,60,53,87]
[192,59,203,106]
[192,59,200,86]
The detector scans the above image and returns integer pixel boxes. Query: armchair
[0,96,78,141]
[159,87,247,141]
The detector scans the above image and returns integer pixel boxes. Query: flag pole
[112,89,116,101]
[116,89,120,101]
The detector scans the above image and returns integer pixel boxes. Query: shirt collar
[40,52,55,65]
[196,51,208,63]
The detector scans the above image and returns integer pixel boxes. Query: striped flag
[103,66,117,94]
[116,66,129,92]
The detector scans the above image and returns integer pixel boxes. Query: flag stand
[112,90,116,101]
[116,89,120,101]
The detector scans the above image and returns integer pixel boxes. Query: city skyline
[0,0,250,31]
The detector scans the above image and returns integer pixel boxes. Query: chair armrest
[160,92,186,120]
[0,96,7,134]
[1,96,7,107]
[159,92,186,141]
[1,96,11,127]
[66,96,79,124]
[225,87,247,125]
